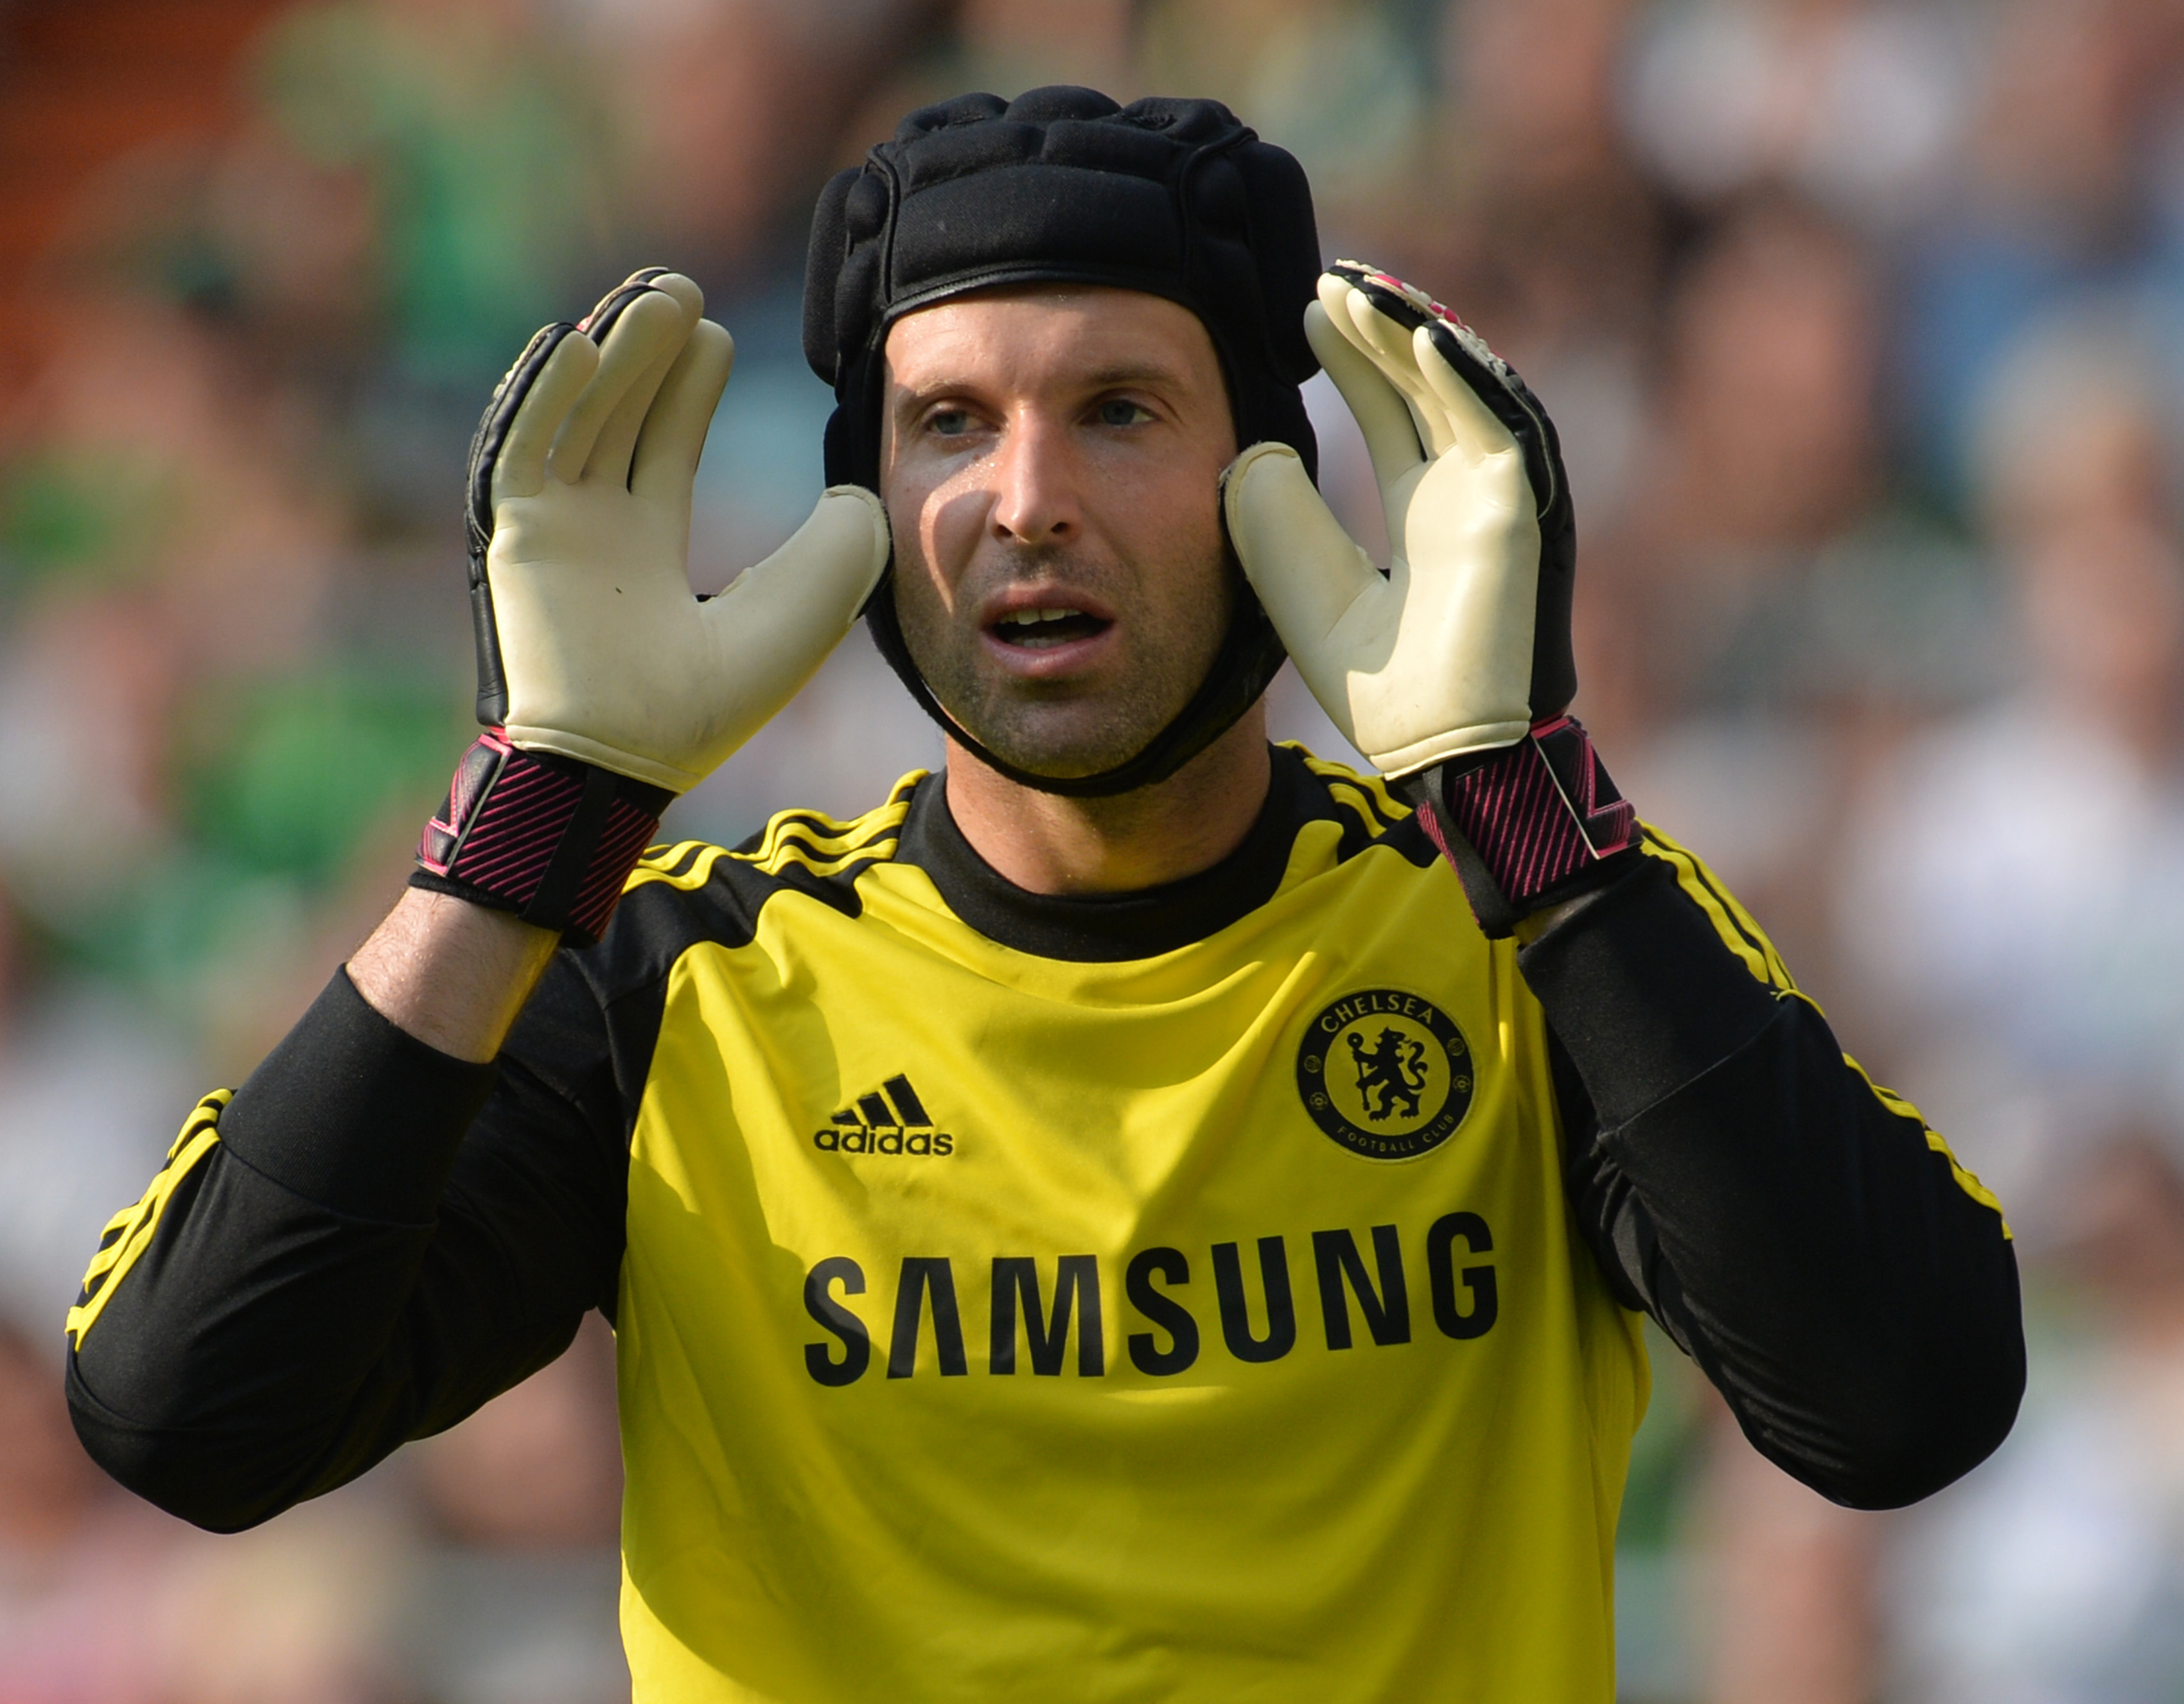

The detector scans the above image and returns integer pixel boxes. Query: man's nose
[988,414,1082,547]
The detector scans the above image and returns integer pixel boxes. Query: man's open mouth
[988,608,1113,649]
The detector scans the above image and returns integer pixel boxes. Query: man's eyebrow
[892,360,1190,408]
[1076,360,1188,389]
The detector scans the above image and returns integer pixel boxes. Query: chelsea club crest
[1296,988,1475,1161]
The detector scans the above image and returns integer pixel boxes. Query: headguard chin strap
[803,85,1323,796]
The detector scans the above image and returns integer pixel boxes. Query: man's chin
[944,698,1168,782]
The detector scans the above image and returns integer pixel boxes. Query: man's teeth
[995,607,1093,649]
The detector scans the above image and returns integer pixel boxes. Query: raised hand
[416,268,891,942]
[1226,264,1629,936]
[470,268,890,794]
[1222,261,1575,778]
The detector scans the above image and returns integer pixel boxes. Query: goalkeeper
[61,89,2021,1701]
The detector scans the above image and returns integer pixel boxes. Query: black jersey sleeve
[1522,836,2024,1509]
[65,964,630,1532]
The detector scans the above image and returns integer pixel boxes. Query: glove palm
[1222,264,1574,778]
[474,272,890,795]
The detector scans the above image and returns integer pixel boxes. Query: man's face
[880,286,1239,780]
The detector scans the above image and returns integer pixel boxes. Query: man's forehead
[883,284,1220,383]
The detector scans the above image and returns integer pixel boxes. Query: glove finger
[1222,441,1382,674]
[1330,283,1460,462]
[694,487,891,751]
[549,289,692,484]
[716,487,890,624]
[490,330,600,504]
[582,281,703,487]
[1306,296,1422,495]
[1410,324,1522,468]
[576,267,678,337]
[1330,263,1558,503]
[635,268,702,324]
[630,319,734,504]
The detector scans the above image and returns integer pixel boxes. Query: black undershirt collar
[894,743,1332,962]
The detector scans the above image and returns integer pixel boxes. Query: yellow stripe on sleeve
[1635,823,1797,994]
[1628,829,2004,1224]
[1924,1128,2010,1233]
[1323,781,1396,841]
[759,839,903,881]
[1291,748,1413,837]
[626,841,735,895]
[66,1090,232,1349]
[630,774,926,896]
[1833,1048,2011,1234]
[753,807,908,870]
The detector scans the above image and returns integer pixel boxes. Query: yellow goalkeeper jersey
[604,748,1647,1702]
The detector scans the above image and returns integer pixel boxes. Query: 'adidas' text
[816,1073,956,1159]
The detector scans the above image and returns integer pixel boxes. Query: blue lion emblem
[1347,1026,1431,1123]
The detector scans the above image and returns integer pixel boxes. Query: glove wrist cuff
[1402,716,1639,938]
[412,730,668,945]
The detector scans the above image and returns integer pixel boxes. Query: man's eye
[1095,400,1154,427]
[928,408,973,437]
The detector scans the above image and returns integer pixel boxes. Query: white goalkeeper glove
[1224,263,1634,936]
[472,268,888,793]
[413,268,889,942]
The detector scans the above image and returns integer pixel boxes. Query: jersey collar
[893,744,1324,962]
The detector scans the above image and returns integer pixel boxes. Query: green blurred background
[4,1,2184,1698]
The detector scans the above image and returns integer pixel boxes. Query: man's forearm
[349,886,561,1063]
[1520,851,2023,1508]
[68,893,619,1529]
[67,965,507,1526]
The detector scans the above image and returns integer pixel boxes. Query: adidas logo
[814,1074,956,1157]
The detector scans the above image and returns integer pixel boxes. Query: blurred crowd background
[0,0,2181,1697]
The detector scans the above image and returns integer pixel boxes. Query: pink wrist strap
[414,730,665,945]
[1412,716,1638,937]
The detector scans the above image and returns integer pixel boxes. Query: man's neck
[942,707,1273,895]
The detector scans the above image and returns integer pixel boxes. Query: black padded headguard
[804,85,1323,797]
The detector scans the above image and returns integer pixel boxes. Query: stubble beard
[893,541,1235,781]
